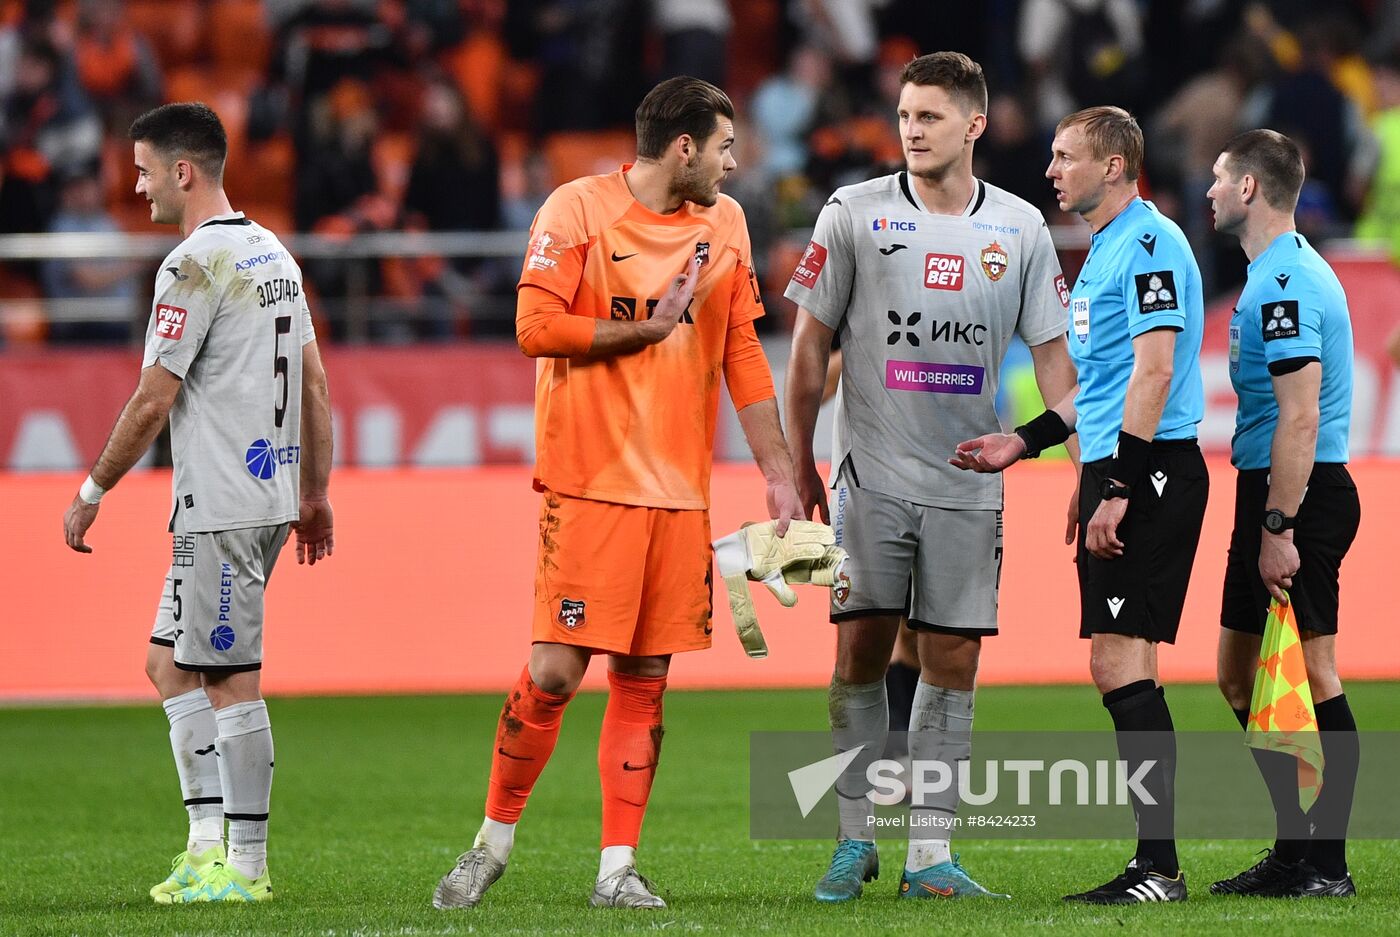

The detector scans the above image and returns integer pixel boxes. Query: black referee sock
[1103,680,1178,878]
[1232,706,1309,862]
[1307,694,1359,879]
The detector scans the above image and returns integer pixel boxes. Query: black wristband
[1107,430,1151,488]
[1013,409,1071,460]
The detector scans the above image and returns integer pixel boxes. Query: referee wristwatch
[1099,478,1131,501]
[1262,509,1297,535]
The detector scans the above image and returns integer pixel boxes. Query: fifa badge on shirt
[558,598,586,630]
[1229,322,1242,374]
[694,241,710,268]
[1072,297,1090,343]
[980,241,1008,281]
[1261,300,1300,342]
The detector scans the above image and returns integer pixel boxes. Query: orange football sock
[598,671,667,848]
[484,665,573,824]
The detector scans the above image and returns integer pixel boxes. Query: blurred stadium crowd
[2,0,1400,345]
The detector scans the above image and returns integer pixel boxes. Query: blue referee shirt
[1067,199,1205,462]
[1228,231,1353,470]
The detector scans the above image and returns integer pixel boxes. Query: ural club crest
[694,241,710,268]
[980,241,1008,282]
[558,598,586,630]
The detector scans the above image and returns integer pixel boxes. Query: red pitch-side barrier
[3,461,1397,702]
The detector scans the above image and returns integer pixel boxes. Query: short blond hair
[1056,106,1143,181]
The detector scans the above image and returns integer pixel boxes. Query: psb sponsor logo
[209,624,236,651]
[1133,271,1178,314]
[244,438,301,480]
[1261,300,1300,342]
[218,562,234,623]
[1054,274,1070,308]
[1229,321,1242,373]
[980,241,1008,281]
[155,304,188,340]
[872,217,917,232]
[924,253,964,291]
[558,598,586,630]
[1072,298,1090,343]
[234,250,288,272]
[791,240,828,288]
[885,360,984,395]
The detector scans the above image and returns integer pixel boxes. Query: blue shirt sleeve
[1120,225,1189,338]
[1260,279,1323,365]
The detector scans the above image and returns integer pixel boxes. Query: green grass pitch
[3,683,1397,936]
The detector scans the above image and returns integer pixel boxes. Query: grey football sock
[906,681,974,868]
[215,700,274,878]
[162,687,224,847]
[828,673,888,841]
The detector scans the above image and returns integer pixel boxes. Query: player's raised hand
[293,497,335,566]
[643,253,700,344]
[949,432,1027,473]
[63,496,99,554]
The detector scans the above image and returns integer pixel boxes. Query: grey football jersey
[785,175,1068,509]
[142,213,316,533]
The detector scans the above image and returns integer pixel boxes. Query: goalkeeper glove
[712,520,848,658]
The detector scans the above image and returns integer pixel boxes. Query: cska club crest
[980,241,1008,281]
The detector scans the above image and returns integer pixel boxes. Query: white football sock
[474,817,515,865]
[599,845,636,881]
[215,700,273,879]
[162,687,224,852]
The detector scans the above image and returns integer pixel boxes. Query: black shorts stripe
[831,606,909,624]
[174,660,263,674]
[224,812,270,822]
[183,797,223,806]
[907,618,997,638]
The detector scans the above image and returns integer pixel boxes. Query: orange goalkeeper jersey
[518,165,767,510]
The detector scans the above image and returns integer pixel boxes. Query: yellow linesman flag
[1245,595,1324,812]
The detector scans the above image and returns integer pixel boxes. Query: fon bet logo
[791,241,828,289]
[924,254,964,291]
[155,304,188,341]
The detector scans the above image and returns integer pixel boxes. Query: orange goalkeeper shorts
[532,491,714,656]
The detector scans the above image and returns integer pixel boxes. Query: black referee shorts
[1078,441,1209,644]
[1220,463,1360,636]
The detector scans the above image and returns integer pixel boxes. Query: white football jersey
[141,212,315,533]
[785,174,1068,509]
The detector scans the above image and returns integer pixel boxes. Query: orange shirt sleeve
[724,199,766,330]
[518,185,590,303]
[723,319,775,410]
[516,284,596,357]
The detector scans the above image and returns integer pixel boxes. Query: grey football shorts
[829,466,1003,636]
[150,511,290,673]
